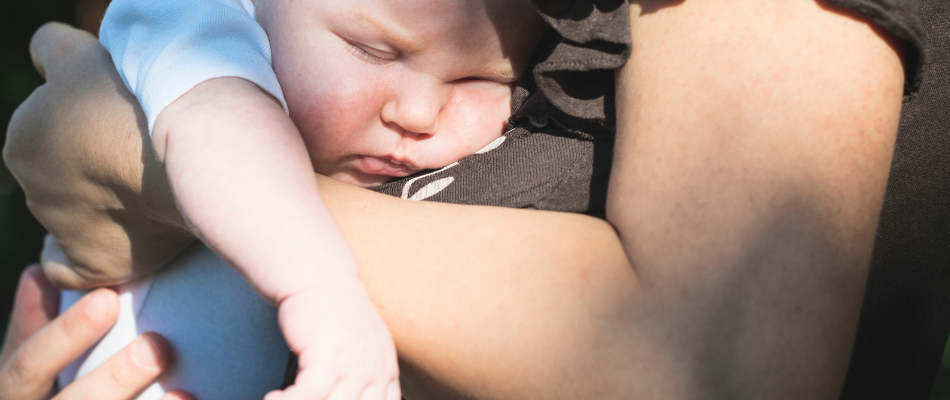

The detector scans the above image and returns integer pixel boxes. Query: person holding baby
[3,0,948,399]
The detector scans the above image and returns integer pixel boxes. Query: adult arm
[0,265,188,400]
[607,0,906,397]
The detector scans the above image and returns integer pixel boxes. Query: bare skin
[605,0,905,397]
[2,0,907,398]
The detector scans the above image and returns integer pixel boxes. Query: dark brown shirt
[842,0,950,398]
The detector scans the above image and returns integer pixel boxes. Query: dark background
[2,1,950,398]
[0,0,109,347]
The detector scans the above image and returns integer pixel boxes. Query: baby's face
[256,0,546,187]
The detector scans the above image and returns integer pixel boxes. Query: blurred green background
[1,1,949,398]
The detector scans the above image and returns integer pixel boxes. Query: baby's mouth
[356,156,420,177]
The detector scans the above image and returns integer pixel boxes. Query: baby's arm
[155,77,399,400]
[98,1,400,398]
[150,78,347,303]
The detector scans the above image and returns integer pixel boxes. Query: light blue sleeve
[99,0,287,134]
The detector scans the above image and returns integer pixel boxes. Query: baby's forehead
[346,0,547,73]
[354,0,539,36]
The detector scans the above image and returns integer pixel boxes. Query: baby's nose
[381,76,452,136]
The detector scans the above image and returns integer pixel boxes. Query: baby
[58,0,547,399]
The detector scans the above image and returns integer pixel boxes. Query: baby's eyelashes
[454,68,520,84]
[455,76,505,84]
[343,39,398,64]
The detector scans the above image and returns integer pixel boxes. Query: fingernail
[132,336,165,369]
[83,290,114,321]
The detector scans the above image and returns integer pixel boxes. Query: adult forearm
[606,0,906,398]
[315,176,640,399]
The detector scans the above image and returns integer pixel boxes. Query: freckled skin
[255,0,547,188]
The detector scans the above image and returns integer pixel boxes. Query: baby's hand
[266,285,401,400]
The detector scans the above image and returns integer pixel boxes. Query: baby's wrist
[280,276,371,305]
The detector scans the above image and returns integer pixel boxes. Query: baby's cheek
[446,83,512,139]
[289,76,386,144]
[454,80,513,112]
[418,87,509,166]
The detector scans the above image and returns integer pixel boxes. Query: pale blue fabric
[99,0,286,133]
[59,243,289,400]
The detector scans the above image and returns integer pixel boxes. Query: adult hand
[2,22,194,289]
[0,265,188,400]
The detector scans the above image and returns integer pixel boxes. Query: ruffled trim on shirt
[511,0,631,139]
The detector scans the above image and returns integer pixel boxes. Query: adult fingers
[0,289,118,400]
[40,234,70,284]
[53,332,172,400]
[40,234,85,290]
[0,265,59,365]
[28,22,96,81]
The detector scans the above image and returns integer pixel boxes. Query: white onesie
[98,0,285,132]
[59,244,290,399]
[59,0,290,398]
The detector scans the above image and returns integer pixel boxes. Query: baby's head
[255,0,547,187]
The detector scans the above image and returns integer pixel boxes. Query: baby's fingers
[325,380,369,400]
[267,367,334,400]
[285,373,400,400]
[357,380,401,400]
[387,380,401,400]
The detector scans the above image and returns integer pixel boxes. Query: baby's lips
[357,156,418,177]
